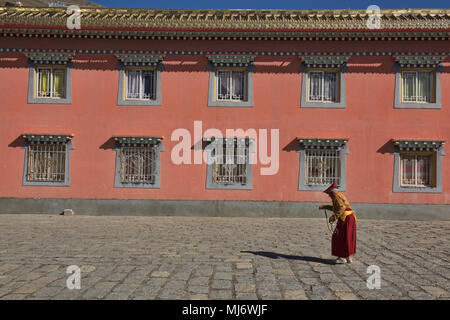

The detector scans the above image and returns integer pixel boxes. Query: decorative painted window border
[393,55,445,109]
[392,140,445,193]
[116,55,163,106]
[297,138,349,191]
[113,136,164,189]
[204,137,253,190]
[22,134,73,186]
[299,56,349,108]
[27,57,73,104]
[207,55,255,107]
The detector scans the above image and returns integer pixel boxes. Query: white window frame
[215,69,247,102]
[125,69,156,101]
[35,67,66,99]
[307,70,339,103]
[401,70,434,104]
[399,153,434,188]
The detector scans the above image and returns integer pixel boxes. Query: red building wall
[0,38,449,206]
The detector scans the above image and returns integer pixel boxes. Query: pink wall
[0,38,449,204]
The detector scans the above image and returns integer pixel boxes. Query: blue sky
[93,0,449,9]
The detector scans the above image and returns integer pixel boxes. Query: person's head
[323,183,338,198]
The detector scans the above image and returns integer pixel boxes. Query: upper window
[125,69,156,101]
[401,70,435,104]
[216,69,247,102]
[307,70,339,103]
[116,54,163,106]
[205,138,252,189]
[207,55,254,107]
[392,140,444,193]
[26,52,73,104]
[297,138,348,191]
[113,137,163,188]
[22,134,72,186]
[394,55,445,109]
[36,67,66,99]
[300,55,348,108]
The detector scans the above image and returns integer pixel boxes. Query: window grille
[120,146,157,184]
[27,144,66,182]
[308,71,338,102]
[401,71,433,103]
[126,69,156,100]
[305,149,341,185]
[211,141,248,185]
[36,67,66,98]
[400,154,433,187]
[216,70,246,101]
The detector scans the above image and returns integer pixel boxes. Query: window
[26,144,66,182]
[22,135,72,186]
[307,70,339,103]
[392,140,444,193]
[393,55,444,109]
[114,137,163,188]
[206,138,252,189]
[216,70,246,102]
[125,69,156,101]
[401,70,434,103]
[207,55,255,107]
[304,149,341,185]
[117,62,162,106]
[297,139,348,191]
[119,146,157,185]
[36,67,66,99]
[400,153,433,187]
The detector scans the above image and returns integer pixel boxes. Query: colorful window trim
[22,134,73,186]
[392,140,445,193]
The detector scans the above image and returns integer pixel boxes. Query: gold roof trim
[0,7,449,30]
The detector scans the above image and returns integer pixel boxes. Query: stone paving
[0,214,448,300]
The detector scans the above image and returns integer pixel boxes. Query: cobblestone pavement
[0,214,448,300]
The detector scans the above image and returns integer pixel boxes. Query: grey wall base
[0,198,449,221]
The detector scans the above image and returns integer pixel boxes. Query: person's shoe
[346,257,353,264]
[335,257,347,264]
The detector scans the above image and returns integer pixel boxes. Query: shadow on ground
[241,251,335,265]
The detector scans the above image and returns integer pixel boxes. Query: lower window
[304,149,341,186]
[119,146,157,185]
[399,153,434,188]
[206,139,252,189]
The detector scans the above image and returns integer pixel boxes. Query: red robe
[331,212,357,258]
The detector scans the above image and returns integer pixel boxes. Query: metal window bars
[216,70,246,101]
[211,140,248,185]
[308,71,338,102]
[305,149,341,185]
[36,67,66,98]
[400,154,433,187]
[120,146,157,184]
[401,71,433,103]
[126,69,156,100]
[27,143,66,182]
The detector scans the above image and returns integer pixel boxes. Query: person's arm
[319,205,334,210]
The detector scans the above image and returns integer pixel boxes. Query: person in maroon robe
[319,183,357,264]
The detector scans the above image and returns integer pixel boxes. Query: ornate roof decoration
[25,52,73,64]
[1,8,449,30]
[22,134,73,143]
[393,140,445,151]
[394,55,447,67]
[116,54,164,66]
[300,55,350,67]
[114,136,163,146]
[207,55,255,67]
[298,138,348,149]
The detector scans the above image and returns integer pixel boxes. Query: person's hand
[329,215,336,223]
[319,205,327,210]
